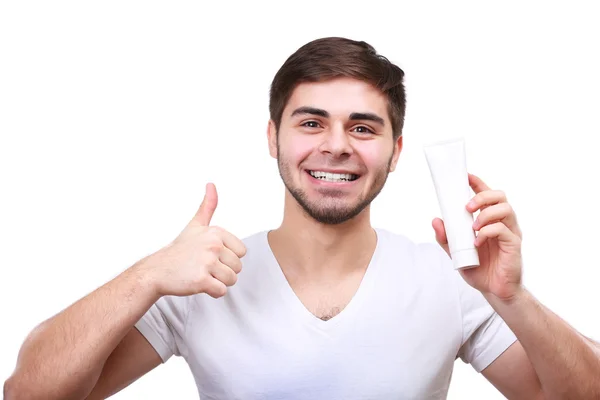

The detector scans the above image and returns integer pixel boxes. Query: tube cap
[451,248,480,270]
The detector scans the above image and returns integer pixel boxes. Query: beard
[277,149,393,225]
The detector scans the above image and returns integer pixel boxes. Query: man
[4,37,600,399]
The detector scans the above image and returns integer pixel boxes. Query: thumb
[194,183,218,226]
[432,217,450,256]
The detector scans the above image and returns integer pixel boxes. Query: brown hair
[269,37,406,139]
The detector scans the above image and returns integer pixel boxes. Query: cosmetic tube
[423,138,479,269]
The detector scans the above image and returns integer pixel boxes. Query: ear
[267,120,278,159]
[389,135,403,172]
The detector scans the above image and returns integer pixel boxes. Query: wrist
[129,254,164,301]
[484,284,529,307]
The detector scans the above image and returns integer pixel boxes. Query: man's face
[268,77,403,225]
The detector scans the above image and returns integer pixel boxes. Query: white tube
[423,137,479,270]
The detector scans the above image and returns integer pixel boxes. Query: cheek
[356,144,389,171]
[281,134,315,163]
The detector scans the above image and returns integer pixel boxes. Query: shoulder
[380,228,498,329]
[373,227,464,303]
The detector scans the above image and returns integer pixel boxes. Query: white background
[1,1,599,399]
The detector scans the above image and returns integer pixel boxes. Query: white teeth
[309,171,358,182]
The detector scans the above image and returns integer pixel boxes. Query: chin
[295,193,371,225]
[278,160,386,224]
[304,207,363,225]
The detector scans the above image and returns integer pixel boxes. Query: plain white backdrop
[1,1,599,399]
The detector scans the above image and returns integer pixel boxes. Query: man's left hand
[432,173,524,302]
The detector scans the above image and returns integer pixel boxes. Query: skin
[265,77,401,319]
[434,174,600,399]
[273,79,399,226]
[3,185,247,400]
[5,76,600,399]
[266,76,600,398]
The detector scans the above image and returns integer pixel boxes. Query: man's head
[267,37,406,225]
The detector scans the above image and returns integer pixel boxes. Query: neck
[268,191,377,278]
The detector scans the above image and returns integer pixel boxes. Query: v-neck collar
[261,228,385,332]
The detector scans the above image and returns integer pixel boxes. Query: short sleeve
[454,272,517,372]
[134,295,190,363]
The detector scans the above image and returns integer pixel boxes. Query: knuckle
[232,246,246,259]
[192,275,210,292]
[208,229,222,241]
[208,225,224,235]
[481,224,493,234]
[209,286,227,298]
[208,243,222,253]
[201,252,219,268]
[211,254,221,267]
[233,259,243,273]
[205,237,222,252]
[227,271,238,286]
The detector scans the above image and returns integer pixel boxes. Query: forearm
[5,258,160,400]
[485,288,600,399]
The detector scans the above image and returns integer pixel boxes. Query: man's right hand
[146,183,247,298]
[3,182,244,400]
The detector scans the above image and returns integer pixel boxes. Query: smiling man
[275,82,393,226]
[5,37,600,400]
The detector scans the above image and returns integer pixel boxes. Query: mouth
[307,170,360,183]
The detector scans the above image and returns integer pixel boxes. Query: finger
[473,203,522,239]
[220,230,247,258]
[467,190,507,213]
[203,277,228,299]
[194,183,218,226]
[432,218,448,245]
[475,222,521,248]
[210,262,238,287]
[219,247,242,274]
[432,218,450,256]
[468,173,491,194]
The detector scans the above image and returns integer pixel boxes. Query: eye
[352,126,375,134]
[301,121,321,128]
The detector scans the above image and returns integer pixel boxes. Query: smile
[307,170,359,182]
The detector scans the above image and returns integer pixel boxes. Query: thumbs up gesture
[149,183,247,298]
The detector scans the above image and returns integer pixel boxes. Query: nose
[318,122,353,158]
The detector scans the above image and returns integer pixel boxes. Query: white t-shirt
[135,228,516,399]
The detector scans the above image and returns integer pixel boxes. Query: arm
[3,259,162,400]
[4,183,245,400]
[84,327,162,400]
[433,173,600,399]
[482,289,600,399]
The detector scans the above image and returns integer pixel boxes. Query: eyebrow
[291,106,329,119]
[290,107,385,126]
[349,112,385,126]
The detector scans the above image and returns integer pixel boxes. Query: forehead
[283,77,390,122]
